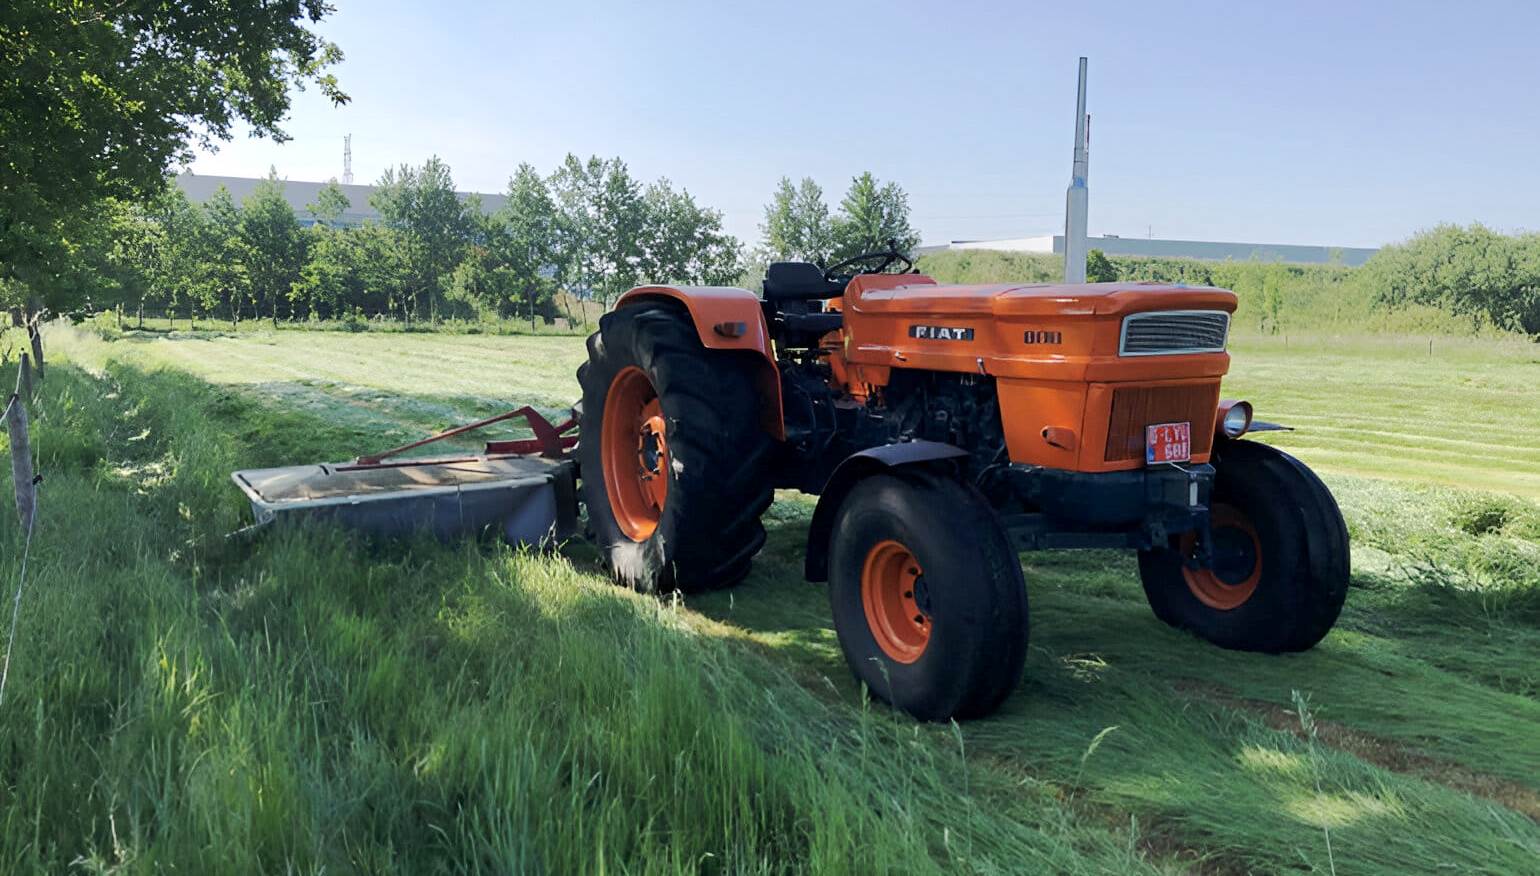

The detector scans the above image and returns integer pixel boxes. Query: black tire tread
[1137,439,1349,653]
[578,302,775,592]
[829,469,1028,721]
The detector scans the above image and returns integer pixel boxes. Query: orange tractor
[577,248,1348,721]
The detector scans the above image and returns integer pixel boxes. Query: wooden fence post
[17,353,32,405]
[6,372,35,533]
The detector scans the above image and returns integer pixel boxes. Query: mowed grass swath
[0,326,1534,872]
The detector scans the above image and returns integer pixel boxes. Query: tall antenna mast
[1063,57,1090,283]
[342,134,354,185]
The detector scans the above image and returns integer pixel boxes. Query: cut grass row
[50,325,1540,496]
[0,360,1189,873]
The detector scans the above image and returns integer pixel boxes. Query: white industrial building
[931,234,1377,267]
[174,173,505,227]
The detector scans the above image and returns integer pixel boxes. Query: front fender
[614,285,783,439]
[803,441,970,582]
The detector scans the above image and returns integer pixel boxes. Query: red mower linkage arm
[350,405,578,467]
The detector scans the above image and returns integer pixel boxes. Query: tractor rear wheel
[577,302,774,592]
[827,470,1028,721]
[1137,440,1349,652]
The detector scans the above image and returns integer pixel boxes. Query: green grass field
[1,325,1536,873]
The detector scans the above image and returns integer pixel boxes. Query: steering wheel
[823,245,914,284]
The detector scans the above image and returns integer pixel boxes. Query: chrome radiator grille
[1119,311,1230,356]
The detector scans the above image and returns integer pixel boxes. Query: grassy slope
[0,326,1536,873]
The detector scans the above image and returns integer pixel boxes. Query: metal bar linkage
[350,405,577,468]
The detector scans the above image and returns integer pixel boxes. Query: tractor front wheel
[577,302,774,592]
[828,470,1028,721]
[1137,440,1349,652]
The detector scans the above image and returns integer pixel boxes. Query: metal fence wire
[0,354,41,708]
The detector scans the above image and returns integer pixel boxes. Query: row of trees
[101,156,745,326]
[2,0,927,337]
[60,164,927,330]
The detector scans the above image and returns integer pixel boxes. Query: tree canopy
[762,177,835,265]
[0,1,346,314]
[102,154,749,327]
[759,172,921,267]
[1361,224,1540,336]
[831,172,921,262]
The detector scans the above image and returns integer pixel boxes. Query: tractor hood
[849,278,1238,319]
[839,273,1238,386]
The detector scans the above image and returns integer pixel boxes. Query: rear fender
[803,441,971,582]
[614,285,784,439]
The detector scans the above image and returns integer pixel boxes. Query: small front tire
[1138,440,1349,652]
[828,470,1028,721]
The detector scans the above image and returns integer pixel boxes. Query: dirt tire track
[1174,680,1540,822]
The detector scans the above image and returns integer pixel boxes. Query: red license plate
[1146,422,1191,464]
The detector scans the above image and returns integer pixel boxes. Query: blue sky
[189,0,1540,249]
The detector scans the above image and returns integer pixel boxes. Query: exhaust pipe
[1063,56,1090,284]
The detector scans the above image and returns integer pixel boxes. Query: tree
[308,179,351,226]
[495,164,567,323]
[550,155,647,306]
[149,185,219,322]
[349,224,412,319]
[203,187,256,326]
[295,222,352,320]
[830,172,921,263]
[761,177,834,265]
[371,157,470,320]
[240,170,305,325]
[0,1,345,317]
[641,180,742,286]
[1085,249,1118,283]
[1363,224,1540,337]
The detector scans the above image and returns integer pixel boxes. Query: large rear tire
[1138,440,1349,652]
[828,470,1028,721]
[577,302,774,592]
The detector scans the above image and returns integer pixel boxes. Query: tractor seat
[763,261,842,301]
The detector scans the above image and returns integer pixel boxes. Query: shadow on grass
[8,355,1537,873]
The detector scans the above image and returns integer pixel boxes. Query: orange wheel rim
[1181,503,1262,610]
[861,540,930,663]
[601,366,670,541]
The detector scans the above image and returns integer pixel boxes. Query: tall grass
[1,333,1536,872]
[0,360,1162,873]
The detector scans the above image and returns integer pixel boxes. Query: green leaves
[830,171,920,262]
[762,177,834,265]
[1,1,346,312]
[371,158,473,320]
[550,154,743,305]
[759,172,921,267]
[1361,224,1540,337]
[93,154,747,327]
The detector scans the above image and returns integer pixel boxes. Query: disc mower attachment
[231,405,579,545]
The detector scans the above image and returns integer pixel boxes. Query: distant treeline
[920,225,1540,339]
[7,140,1537,341]
[70,156,741,327]
[16,160,926,331]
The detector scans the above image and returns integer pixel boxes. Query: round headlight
[1221,401,1253,438]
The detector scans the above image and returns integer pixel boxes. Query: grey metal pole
[1063,57,1090,284]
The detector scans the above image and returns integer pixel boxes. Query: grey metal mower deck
[232,455,577,545]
